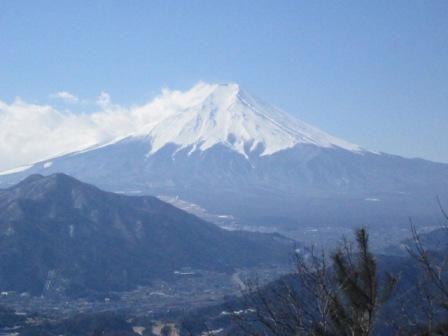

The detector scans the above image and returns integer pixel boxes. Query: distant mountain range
[0,173,294,297]
[1,82,447,246]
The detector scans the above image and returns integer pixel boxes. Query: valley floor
[0,265,289,319]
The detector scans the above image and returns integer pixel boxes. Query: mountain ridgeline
[1,83,447,246]
[0,173,294,297]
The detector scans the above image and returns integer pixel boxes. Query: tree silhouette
[322,228,397,336]
[235,228,398,336]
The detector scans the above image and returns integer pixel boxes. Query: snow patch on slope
[135,82,362,158]
[0,82,364,174]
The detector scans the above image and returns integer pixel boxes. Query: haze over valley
[1,2,447,335]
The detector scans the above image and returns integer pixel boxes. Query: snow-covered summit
[133,82,362,158]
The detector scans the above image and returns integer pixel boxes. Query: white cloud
[0,99,98,171]
[96,91,111,109]
[51,91,79,104]
[0,85,194,171]
[0,83,234,171]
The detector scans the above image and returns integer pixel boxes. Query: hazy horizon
[1,1,447,168]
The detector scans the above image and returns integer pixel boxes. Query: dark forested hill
[0,173,294,297]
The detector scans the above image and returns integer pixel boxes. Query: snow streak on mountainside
[0,82,447,248]
[0,82,363,173]
[131,82,362,158]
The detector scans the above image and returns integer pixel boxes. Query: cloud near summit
[0,84,212,171]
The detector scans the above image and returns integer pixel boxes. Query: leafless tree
[232,228,398,336]
[404,197,448,335]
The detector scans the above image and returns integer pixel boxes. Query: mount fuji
[1,82,447,246]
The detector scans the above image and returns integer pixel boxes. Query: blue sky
[1,0,447,163]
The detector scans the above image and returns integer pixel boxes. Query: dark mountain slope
[0,174,294,297]
[1,141,447,249]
